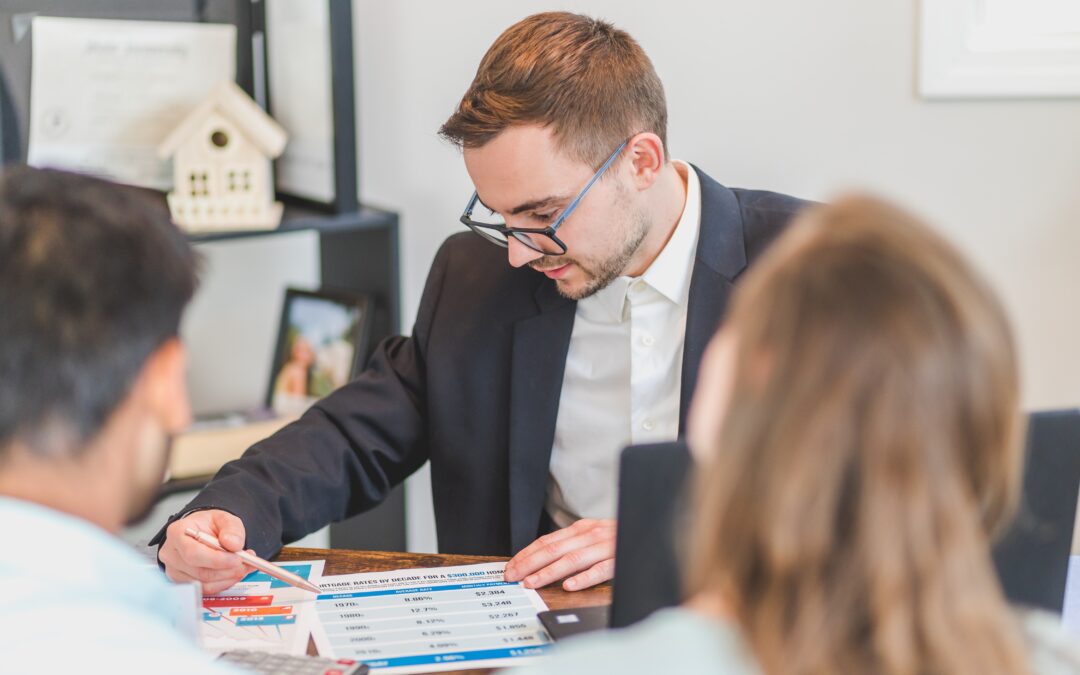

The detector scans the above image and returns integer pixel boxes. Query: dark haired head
[0,166,199,458]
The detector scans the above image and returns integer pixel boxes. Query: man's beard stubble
[531,209,651,301]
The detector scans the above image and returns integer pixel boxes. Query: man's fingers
[164,567,240,595]
[174,532,245,570]
[523,519,592,554]
[563,558,616,591]
[188,565,250,586]
[506,527,579,579]
[520,536,612,590]
[209,511,246,552]
[505,519,617,589]
[505,519,605,581]
[158,510,255,598]
[160,537,244,580]
[201,577,247,596]
[166,560,248,595]
[168,510,248,570]
[163,559,197,584]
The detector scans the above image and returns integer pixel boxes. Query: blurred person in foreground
[0,166,239,673]
[508,195,1080,675]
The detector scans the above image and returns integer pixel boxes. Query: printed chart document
[201,559,325,655]
[311,562,551,673]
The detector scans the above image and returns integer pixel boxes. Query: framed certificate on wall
[26,16,236,189]
[261,0,358,213]
[0,0,259,167]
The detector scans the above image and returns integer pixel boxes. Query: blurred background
[10,1,1071,553]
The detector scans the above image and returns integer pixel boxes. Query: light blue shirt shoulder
[507,606,1080,675]
[506,607,759,675]
[0,497,237,674]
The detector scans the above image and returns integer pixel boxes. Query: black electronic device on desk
[590,410,1080,643]
[538,606,611,641]
[610,441,692,629]
[993,409,1080,612]
[541,441,692,642]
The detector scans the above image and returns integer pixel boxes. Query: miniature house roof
[158,80,287,160]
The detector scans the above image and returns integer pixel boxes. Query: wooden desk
[276,548,611,675]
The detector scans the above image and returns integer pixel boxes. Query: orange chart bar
[203,595,274,608]
[229,605,295,616]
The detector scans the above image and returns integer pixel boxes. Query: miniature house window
[210,129,230,149]
[189,170,210,197]
[226,168,254,193]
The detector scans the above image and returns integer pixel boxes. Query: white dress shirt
[545,161,701,528]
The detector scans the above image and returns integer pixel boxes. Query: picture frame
[920,0,1080,99]
[0,0,259,167]
[26,16,237,190]
[265,287,374,415]
[258,0,358,213]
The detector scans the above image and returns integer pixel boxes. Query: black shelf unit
[0,0,405,553]
[179,205,408,554]
[189,204,402,338]
[188,204,392,243]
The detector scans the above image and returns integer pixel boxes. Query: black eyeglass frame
[458,139,630,255]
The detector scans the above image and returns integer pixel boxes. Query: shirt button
[641,333,655,347]
[642,419,655,431]
[631,280,647,294]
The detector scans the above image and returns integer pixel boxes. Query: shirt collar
[576,160,701,323]
[641,160,701,307]
[582,275,632,323]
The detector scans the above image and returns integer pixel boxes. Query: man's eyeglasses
[459,139,629,256]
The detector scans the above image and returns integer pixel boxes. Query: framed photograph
[259,0,358,213]
[266,287,373,416]
[920,0,1080,98]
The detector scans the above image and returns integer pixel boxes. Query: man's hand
[159,509,255,595]
[504,518,616,591]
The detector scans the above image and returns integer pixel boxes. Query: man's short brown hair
[439,12,668,168]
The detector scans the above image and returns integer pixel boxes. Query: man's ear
[625,132,666,192]
[142,338,192,435]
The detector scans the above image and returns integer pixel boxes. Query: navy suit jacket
[154,167,807,557]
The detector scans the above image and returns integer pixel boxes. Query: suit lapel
[679,167,749,433]
[508,281,576,553]
[506,167,750,549]
[680,261,730,433]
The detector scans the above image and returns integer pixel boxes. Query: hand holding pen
[184,528,322,594]
[160,509,264,594]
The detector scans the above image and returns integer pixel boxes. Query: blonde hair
[687,196,1029,675]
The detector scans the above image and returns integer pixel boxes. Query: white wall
[352,0,1080,552]
[184,232,320,415]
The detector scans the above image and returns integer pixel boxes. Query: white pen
[184,528,322,594]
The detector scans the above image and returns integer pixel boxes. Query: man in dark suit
[156,12,806,594]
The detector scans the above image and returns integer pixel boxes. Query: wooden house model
[158,81,287,232]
